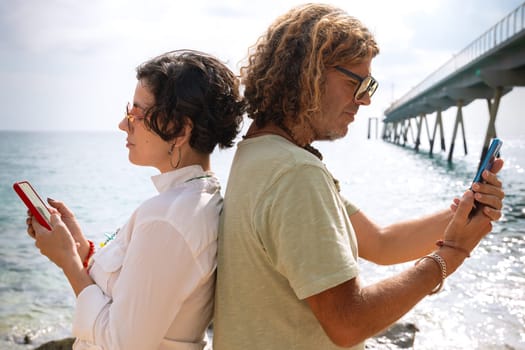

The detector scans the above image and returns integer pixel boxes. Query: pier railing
[387,2,525,111]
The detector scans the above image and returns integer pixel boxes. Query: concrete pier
[382,3,525,165]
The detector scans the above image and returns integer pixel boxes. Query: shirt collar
[151,165,209,193]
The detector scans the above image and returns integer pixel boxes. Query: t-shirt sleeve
[255,164,359,300]
[340,196,360,216]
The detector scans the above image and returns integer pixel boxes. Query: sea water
[0,130,523,349]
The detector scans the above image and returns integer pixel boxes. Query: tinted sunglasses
[335,66,378,100]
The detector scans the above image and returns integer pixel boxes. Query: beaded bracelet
[415,252,447,295]
[82,240,95,268]
[436,240,471,257]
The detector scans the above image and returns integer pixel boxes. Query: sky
[1,0,524,137]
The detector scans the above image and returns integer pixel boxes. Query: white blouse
[72,165,221,350]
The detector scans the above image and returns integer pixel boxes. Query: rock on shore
[34,338,74,350]
[34,322,418,349]
[366,322,419,349]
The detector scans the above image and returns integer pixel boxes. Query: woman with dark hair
[26,49,245,350]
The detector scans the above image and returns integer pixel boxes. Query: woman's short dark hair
[136,49,245,154]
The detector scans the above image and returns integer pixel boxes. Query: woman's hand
[32,214,94,296]
[32,214,82,270]
[26,199,91,262]
[26,211,39,239]
[46,198,86,243]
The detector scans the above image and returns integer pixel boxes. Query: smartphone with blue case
[471,138,502,185]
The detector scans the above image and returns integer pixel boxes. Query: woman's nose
[118,116,128,132]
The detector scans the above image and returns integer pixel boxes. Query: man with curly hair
[214,4,504,349]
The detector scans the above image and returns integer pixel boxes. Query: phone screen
[13,181,52,229]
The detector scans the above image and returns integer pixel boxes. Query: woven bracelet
[436,240,471,257]
[416,252,447,295]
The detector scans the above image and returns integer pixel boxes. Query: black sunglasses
[335,66,378,100]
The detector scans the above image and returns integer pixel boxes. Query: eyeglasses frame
[334,66,378,101]
[125,102,147,129]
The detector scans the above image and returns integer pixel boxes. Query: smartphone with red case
[13,181,52,230]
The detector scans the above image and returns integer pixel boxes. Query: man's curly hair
[241,3,379,131]
[137,49,246,154]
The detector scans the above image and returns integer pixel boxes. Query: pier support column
[401,120,408,146]
[367,117,378,139]
[415,114,425,151]
[402,119,414,147]
[393,122,400,144]
[410,118,416,146]
[479,86,502,165]
[424,115,431,150]
[448,100,468,162]
[386,123,391,142]
[430,109,446,156]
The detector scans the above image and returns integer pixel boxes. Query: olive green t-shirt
[214,135,362,350]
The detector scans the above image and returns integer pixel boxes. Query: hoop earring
[168,144,181,169]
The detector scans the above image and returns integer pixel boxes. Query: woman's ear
[172,117,194,148]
